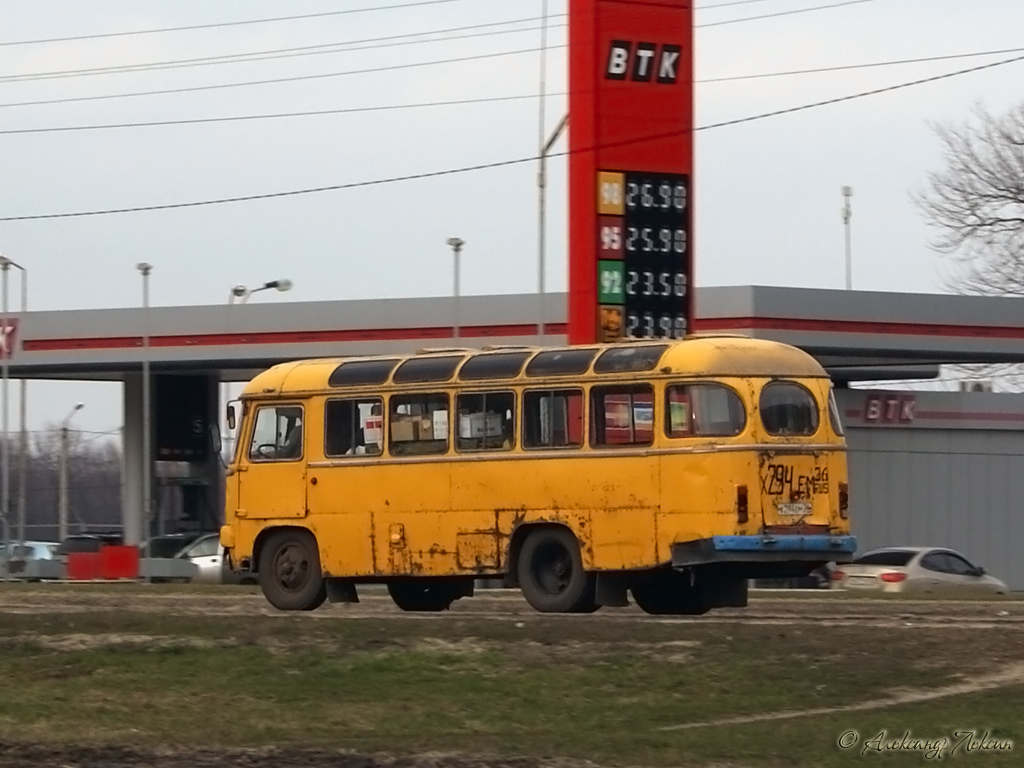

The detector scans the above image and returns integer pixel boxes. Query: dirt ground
[0,743,619,768]
[0,748,657,768]
[0,586,1019,768]
[0,585,1017,625]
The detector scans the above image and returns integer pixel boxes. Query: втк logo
[605,40,682,84]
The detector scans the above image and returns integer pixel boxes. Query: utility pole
[841,186,853,290]
[136,262,153,543]
[446,238,465,340]
[58,403,84,542]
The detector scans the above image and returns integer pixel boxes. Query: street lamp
[229,278,292,305]
[136,262,153,543]
[446,238,465,340]
[224,278,293,459]
[58,402,84,542]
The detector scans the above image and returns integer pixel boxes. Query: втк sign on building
[567,0,694,344]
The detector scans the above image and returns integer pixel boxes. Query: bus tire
[518,527,596,613]
[387,581,461,612]
[258,529,327,611]
[630,571,710,616]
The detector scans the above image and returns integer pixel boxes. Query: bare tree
[914,102,1024,296]
[914,103,1024,389]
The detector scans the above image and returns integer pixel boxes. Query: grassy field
[0,584,1020,767]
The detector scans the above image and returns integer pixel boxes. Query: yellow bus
[220,336,855,614]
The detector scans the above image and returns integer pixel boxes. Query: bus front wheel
[518,527,596,613]
[258,530,327,611]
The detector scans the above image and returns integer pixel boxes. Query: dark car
[56,532,123,556]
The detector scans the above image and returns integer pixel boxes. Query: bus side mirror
[227,404,236,431]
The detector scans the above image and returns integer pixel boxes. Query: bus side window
[249,405,303,461]
[666,384,746,438]
[389,394,449,456]
[325,398,384,457]
[523,389,583,449]
[456,392,515,452]
[590,385,654,447]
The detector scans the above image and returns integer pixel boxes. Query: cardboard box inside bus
[459,412,503,439]
[391,418,417,442]
[392,414,447,442]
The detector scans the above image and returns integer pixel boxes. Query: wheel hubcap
[274,543,309,593]
[532,542,572,595]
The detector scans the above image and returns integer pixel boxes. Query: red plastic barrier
[66,551,102,580]
[99,545,140,580]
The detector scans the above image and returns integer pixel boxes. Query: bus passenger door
[236,404,307,519]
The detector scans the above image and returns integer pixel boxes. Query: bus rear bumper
[671,534,857,568]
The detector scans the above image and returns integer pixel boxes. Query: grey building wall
[840,389,1024,591]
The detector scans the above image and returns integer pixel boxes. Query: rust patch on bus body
[368,511,378,573]
[455,532,500,571]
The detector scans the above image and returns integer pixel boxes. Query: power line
[0,1,879,102]
[700,0,878,27]
[0,16,559,85]
[699,45,1024,83]
[0,0,461,48]
[699,0,776,8]
[7,45,1024,136]
[3,52,1021,223]
[0,46,560,109]
[0,2,879,113]
[696,53,1024,129]
[0,93,547,135]
[0,1,877,86]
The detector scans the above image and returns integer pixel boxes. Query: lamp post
[446,238,465,340]
[535,0,568,344]
[136,262,153,542]
[0,257,28,551]
[224,279,292,459]
[0,255,8,569]
[58,402,84,542]
[841,186,853,290]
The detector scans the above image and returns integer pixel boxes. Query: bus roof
[241,335,829,397]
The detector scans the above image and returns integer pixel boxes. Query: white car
[174,533,257,585]
[0,540,59,575]
[833,547,1008,595]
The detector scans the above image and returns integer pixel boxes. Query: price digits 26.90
[623,172,689,339]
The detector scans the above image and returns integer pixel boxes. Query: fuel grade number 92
[625,270,687,298]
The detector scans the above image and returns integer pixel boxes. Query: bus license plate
[777,502,812,516]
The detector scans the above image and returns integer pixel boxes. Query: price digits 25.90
[622,172,690,340]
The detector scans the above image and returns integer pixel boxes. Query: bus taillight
[737,485,748,524]
[838,482,849,519]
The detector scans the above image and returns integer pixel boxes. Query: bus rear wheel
[387,580,463,612]
[518,527,596,613]
[258,530,327,611]
[630,571,709,616]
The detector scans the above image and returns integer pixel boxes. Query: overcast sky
[1,0,1022,434]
